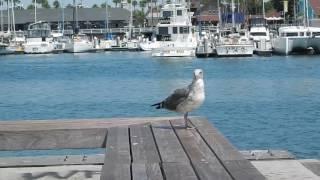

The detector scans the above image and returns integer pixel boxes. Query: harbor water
[0,52,319,159]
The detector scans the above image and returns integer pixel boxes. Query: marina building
[0,8,130,32]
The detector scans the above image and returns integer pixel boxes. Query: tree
[134,10,145,26]
[53,0,60,8]
[31,0,50,8]
[27,4,34,9]
[113,0,121,7]
[92,4,99,8]
[139,0,146,12]
[42,1,50,8]
[101,2,111,8]
[66,3,73,8]
[132,0,137,11]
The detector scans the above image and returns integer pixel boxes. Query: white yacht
[23,22,55,54]
[65,33,94,53]
[140,3,198,57]
[249,26,272,55]
[272,26,320,55]
[0,42,9,55]
[215,30,254,57]
[196,32,216,57]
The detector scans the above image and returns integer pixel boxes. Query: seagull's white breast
[176,79,205,113]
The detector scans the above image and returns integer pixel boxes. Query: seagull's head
[193,69,204,80]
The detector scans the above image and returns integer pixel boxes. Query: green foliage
[31,0,50,8]
[53,0,60,8]
[134,10,146,26]
[139,0,146,11]
[132,0,138,11]
[66,3,73,8]
[27,4,34,9]
[113,0,121,7]
[92,4,99,8]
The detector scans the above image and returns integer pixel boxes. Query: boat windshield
[250,32,267,36]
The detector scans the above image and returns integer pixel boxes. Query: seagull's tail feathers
[151,101,164,109]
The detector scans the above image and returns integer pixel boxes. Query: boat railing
[51,27,155,35]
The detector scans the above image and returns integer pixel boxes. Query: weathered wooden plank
[100,163,131,180]
[132,163,163,180]
[162,162,198,180]
[130,124,161,163]
[0,154,104,167]
[151,120,189,163]
[190,118,266,180]
[100,127,131,180]
[171,119,232,180]
[189,118,243,161]
[0,128,107,150]
[0,117,184,131]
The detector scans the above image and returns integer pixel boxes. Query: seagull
[152,69,205,128]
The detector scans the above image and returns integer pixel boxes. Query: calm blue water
[0,52,319,159]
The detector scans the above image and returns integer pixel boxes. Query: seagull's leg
[184,112,188,128]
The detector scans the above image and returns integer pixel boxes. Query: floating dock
[0,117,319,180]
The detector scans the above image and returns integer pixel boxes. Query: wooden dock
[0,117,268,180]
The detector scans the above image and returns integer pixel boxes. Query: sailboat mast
[306,0,309,27]
[7,0,10,32]
[60,0,64,33]
[34,0,37,22]
[217,0,221,27]
[0,0,3,32]
[105,0,109,37]
[231,0,235,29]
[262,0,265,19]
[10,0,15,37]
[129,0,133,39]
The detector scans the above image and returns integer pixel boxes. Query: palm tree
[113,0,121,7]
[32,0,50,8]
[53,0,60,8]
[139,0,146,13]
[132,0,138,11]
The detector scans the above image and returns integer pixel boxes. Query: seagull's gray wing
[163,87,190,111]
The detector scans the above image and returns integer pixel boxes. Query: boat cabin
[27,21,51,40]
[278,26,320,37]
[156,3,194,41]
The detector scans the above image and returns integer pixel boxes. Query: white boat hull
[152,47,196,57]
[139,41,160,51]
[65,41,93,53]
[216,44,254,57]
[272,37,320,55]
[24,42,54,54]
